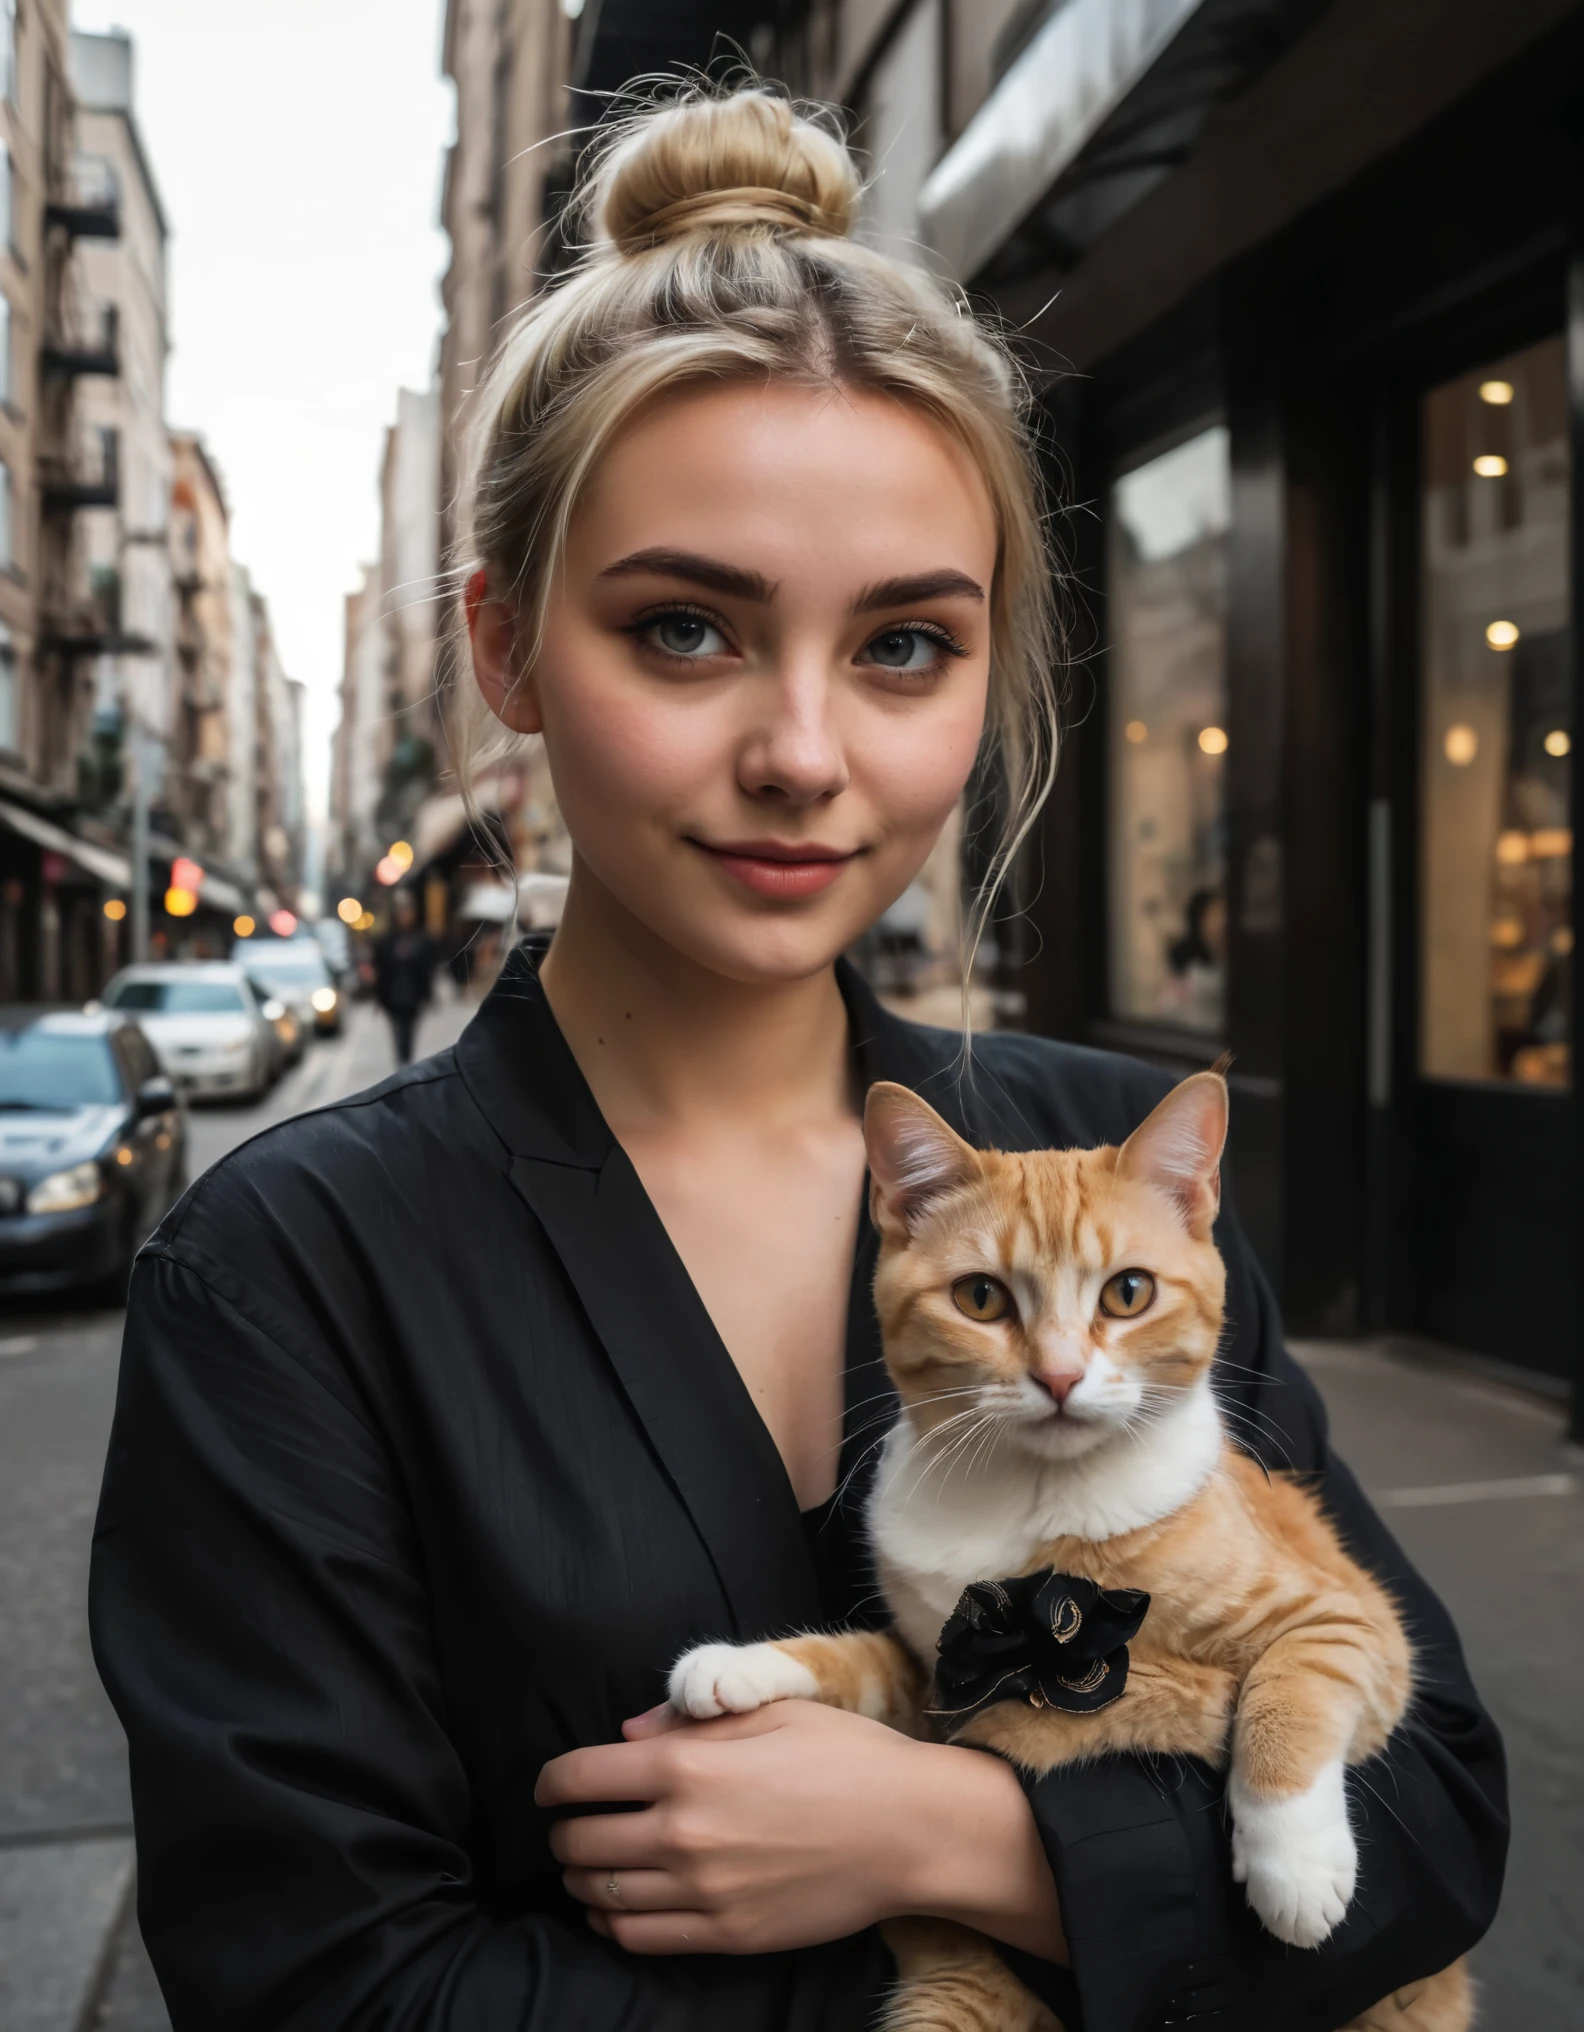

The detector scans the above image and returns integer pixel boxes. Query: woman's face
[471,380,997,985]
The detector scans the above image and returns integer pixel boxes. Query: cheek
[532,628,720,826]
[850,681,989,844]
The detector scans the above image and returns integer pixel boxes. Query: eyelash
[624,604,970,669]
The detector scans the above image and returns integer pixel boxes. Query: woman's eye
[952,1274,1013,1323]
[1099,1270,1156,1319]
[861,626,952,672]
[641,613,729,659]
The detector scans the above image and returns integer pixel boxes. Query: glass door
[1413,335,1575,1374]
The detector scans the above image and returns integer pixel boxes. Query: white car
[99,962,276,1103]
[234,936,343,1037]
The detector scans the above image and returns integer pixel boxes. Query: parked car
[234,935,343,1036]
[99,963,275,1102]
[244,972,305,1073]
[0,1007,186,1298]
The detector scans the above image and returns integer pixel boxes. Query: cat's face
[866,1075,1228,1465]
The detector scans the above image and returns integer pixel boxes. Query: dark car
[0,1008,187,1300]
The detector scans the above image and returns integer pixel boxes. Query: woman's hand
[535,1697,1066,1960]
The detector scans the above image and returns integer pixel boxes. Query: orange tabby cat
[670,1072,1472,2032]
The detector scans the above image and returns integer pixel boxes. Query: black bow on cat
[927,1570,1150,1725]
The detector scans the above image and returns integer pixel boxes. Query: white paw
[1229,1759,1357,1948]
[667,1641,820,1719]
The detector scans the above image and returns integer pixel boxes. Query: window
[1420,336,1571,1087]
[2,1,14,109]
[0,458,12,570]
[104,978,248,1015]
[0,293,11,406]
[1106,425,1231,1033]
[0,151,12,254]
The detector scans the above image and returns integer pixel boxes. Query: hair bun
[595,90,861,254]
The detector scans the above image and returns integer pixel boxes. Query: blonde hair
[452,83,1061,969]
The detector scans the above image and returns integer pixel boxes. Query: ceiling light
[1197,725,1228,756]
[1124,720,1147,744]
[1485,620,1520,650]
[1543,729,1570,758]
[1478,379,1514,406]
[1494,830,1528,864]
[1472,455,1507,477]
[1443,723,1478,766]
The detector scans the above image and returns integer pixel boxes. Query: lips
[690,838,861,899]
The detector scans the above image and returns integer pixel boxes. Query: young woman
[90,89,1505,2031]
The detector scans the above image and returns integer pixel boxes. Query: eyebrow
[598,548,777,602]
[852,570,986,613]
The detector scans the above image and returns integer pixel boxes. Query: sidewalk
[1295,1336,1582,2027]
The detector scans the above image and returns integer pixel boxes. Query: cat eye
[952,1274,1013,1323]
[1099,1270,1156,1319]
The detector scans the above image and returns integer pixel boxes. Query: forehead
[571,379,997,590]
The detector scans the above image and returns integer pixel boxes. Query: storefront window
[1420,337,1571,1087]
[1107,424,1230,1033]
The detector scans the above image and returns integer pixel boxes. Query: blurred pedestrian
[372,888,435,1065]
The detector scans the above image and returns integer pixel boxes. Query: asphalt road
[0,988,1578,2029]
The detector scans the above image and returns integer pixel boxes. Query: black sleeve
[1008,1211,1508,2032]
[89,1248,888,2032]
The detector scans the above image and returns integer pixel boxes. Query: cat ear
[864,1082,980,1241]
[1116,1071,1228,1239]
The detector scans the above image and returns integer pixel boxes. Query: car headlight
[26,1161,104,1214]
[311,987,338,1014]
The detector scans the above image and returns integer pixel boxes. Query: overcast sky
[72,0,453,824]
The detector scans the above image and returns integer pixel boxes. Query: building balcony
[42,307,120,380]
[46,160,122,241]
[39,433,120,514]
[39,570,153,660]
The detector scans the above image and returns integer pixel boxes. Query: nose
[1033,1364,1084,1408]
[737,658,849,807]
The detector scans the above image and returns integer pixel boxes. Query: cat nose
[1033,1365,1084,1407]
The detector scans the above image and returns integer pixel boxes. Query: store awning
[0,796,131,887]
[919,0,1335,286]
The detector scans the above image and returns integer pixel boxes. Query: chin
[1008,1412,1124,1464]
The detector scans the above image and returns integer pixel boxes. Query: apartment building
[167,429,232,864]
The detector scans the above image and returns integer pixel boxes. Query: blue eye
[642,612,729,658]
[861,627,957,671]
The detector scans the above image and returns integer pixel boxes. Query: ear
[1115,1071,1228,1240]
[864,1082,980,1243]
[466,570,542,734]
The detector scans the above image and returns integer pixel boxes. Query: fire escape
[36,154,150,794]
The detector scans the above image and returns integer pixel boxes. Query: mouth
[687,837,864,900]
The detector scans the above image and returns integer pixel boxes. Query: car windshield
[242,948,329,986]
[106,979,248,1015]
[0,1031,120,1109]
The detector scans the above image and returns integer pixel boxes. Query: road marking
[0,1336,39,1358]
[1377,1472,1578,1509]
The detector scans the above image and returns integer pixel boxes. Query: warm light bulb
[1197,725,1228,756]
[233,914,255,937]
[1443,723,1478,766]
[388,840,415,871]
[1543,729,1570,758]
[337,895,363,925]
[1471,455,1507,478]
[1124,720,1148,744]
[1494,830,1528,865]
[1478,379,1514,406]
[103,897,126,922]
[164,885,198,918]
[1485,620,1519,651]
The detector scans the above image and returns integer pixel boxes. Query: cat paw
[668,1641,820,1719]
[1229,1760,1357,1948]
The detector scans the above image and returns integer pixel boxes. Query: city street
[1,996,1579,2029]
[0,991,475,2032]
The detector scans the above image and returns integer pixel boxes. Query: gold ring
[605,1872,623,1907]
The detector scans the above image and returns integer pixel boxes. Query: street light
[336,895,363,925]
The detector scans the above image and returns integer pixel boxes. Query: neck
[539,858,854,1136]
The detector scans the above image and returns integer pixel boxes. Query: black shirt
[89,943,1507,2031]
